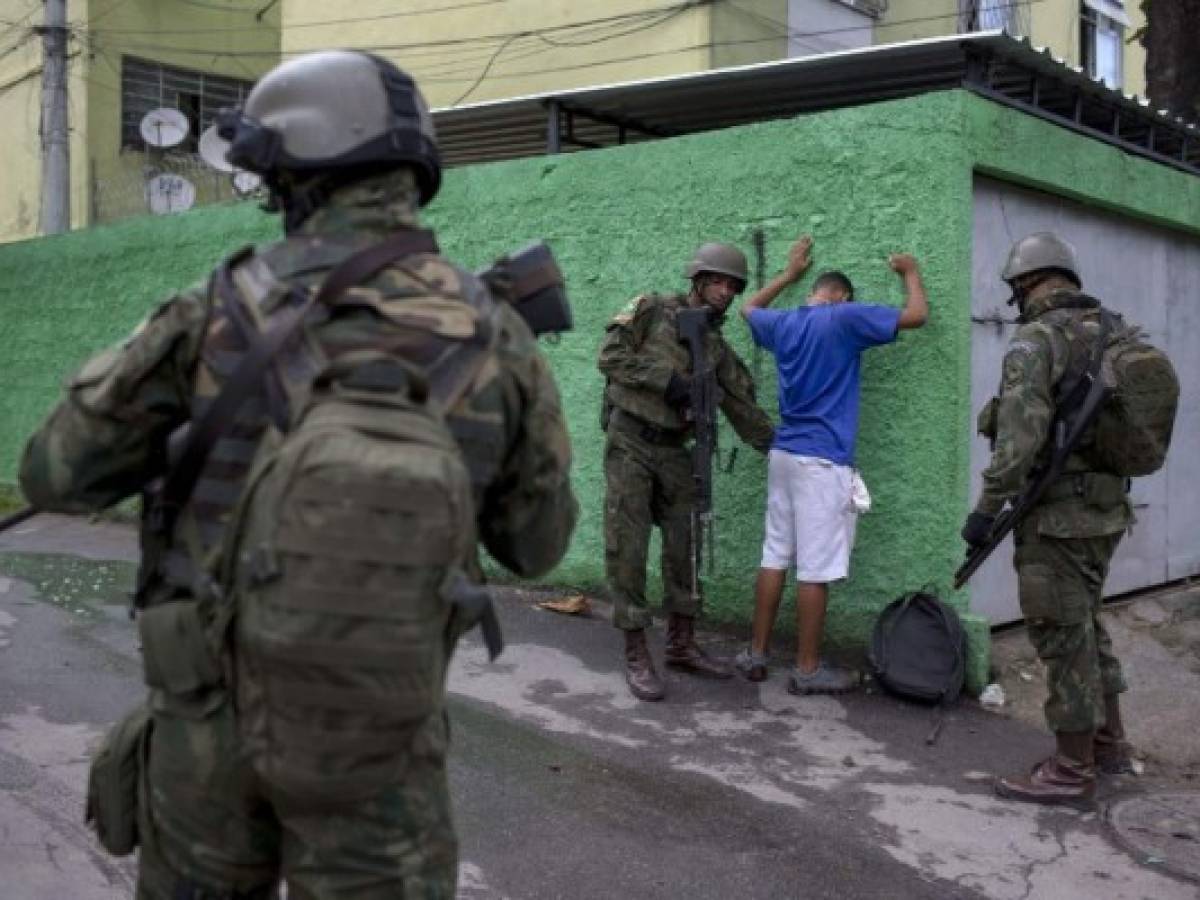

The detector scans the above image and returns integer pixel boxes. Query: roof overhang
[430,32,1200,177]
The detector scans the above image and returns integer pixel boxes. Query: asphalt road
[1,515,1194,899]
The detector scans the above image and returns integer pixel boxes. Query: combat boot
[995,731,1097,808]
[664,613,732,679]
[1094,693,1137,775]
[624,629,665,702]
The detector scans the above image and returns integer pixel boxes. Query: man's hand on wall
[888,253,919,275]
[785,235,813,282]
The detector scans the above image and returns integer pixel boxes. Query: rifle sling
[955,311,1113,588]
[153,229,440,536]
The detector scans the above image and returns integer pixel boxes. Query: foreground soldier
[598,242,774,701]
[964,232,1137,808]
[20,51,577,897]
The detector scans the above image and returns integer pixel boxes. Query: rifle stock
[477,241,573,338]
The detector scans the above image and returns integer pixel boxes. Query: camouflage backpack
[223,351,499,803]
[172,231,504,804]
[1088,313,1179,477]
[1043,304,1179,479]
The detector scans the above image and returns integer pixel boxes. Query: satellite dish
[145,174,196,215]
[232,170,263,196]
[198,124,234,173]
[140,108,190,149]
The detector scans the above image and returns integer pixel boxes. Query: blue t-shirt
[747,303,901,466]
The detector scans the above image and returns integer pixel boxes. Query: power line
[73,0,710,52]
[84,0,511,35]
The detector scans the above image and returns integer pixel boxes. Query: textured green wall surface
[0,90,981,682]
[964,93,1200,238]
[16,89,1197,692]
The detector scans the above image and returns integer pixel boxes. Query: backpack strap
[149,229,440,542]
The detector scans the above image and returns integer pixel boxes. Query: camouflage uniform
[598,293,773,630]
[976,288,1133,734]
[20,168,578,899]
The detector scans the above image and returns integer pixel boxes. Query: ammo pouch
[976,396,999,444]
[138,600,223,695]
[1041,471,1128,510]
[85,703,151,856]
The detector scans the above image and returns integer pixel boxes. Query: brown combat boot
[664,613,733,679]
[994,731,1097,809]
[624,629,665,702]
[1094,693,1137,775]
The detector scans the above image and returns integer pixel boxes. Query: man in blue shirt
[735,236,929,693]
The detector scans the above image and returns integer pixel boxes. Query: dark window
[120,55,253,152]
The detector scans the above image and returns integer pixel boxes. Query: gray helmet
[684,242,749,285]
[1000,232,1081,286]
[217,50,441,205]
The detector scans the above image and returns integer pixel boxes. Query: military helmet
[217,50,441,206]
[684,242,749,284]
[1000,232,1081,286]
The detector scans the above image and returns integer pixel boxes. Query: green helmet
[1000,232,1081,286]
[684,242,748,285]
[217,50,441,206]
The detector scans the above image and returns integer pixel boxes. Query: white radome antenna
[232,170,263,196]
[146,173,196,214]
[198,124,234,173]
[140,107,190,149]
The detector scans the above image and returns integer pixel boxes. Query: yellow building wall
[880,0,1147,98]
[710,0,788,70]
[0,0,280,242]
[81,0,281,225]
[281,0,714,108]
[0,0,90,243]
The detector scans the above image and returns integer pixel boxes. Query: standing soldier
[964,232,1139,807]
[598,242,774,702]
[20,51,577,898]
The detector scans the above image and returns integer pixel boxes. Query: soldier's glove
[960,512,996,548]
[664,373,693,410]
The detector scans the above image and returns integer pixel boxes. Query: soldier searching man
[964,232,1153,807]
[598,242,774,702]
[19,51,577,898]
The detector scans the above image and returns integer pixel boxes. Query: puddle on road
[0,552,136,620]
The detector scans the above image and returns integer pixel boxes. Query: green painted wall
[5,90,1197,692]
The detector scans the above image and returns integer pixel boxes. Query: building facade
[0,0,279,243]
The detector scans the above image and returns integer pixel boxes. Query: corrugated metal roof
[430,31,1200,176]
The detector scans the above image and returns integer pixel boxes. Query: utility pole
[38,0,70,235]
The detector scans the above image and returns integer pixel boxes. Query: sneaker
[734,648,768,682]
[787,661,857,695]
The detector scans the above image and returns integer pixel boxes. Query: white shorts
[760,449,859,582]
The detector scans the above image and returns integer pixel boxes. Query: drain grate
[1108,792,1200,883]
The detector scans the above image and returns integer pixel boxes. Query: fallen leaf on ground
[536,594,592,616]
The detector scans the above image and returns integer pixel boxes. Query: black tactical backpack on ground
[868,589,966,705]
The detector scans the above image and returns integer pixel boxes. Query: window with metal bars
[120,55,253,152]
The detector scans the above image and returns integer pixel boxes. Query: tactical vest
[141,234,504,607]
[605,293,726,430]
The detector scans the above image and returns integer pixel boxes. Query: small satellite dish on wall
[145,173,196,214]
[232,170,263,196]
[198,124,234,173]
[140,108,190,149]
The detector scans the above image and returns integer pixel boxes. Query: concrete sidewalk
[1,514,1197,899]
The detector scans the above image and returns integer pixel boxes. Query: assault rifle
[478,241,573,338]
[954,312,1113,589]
[676,307,718,603]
